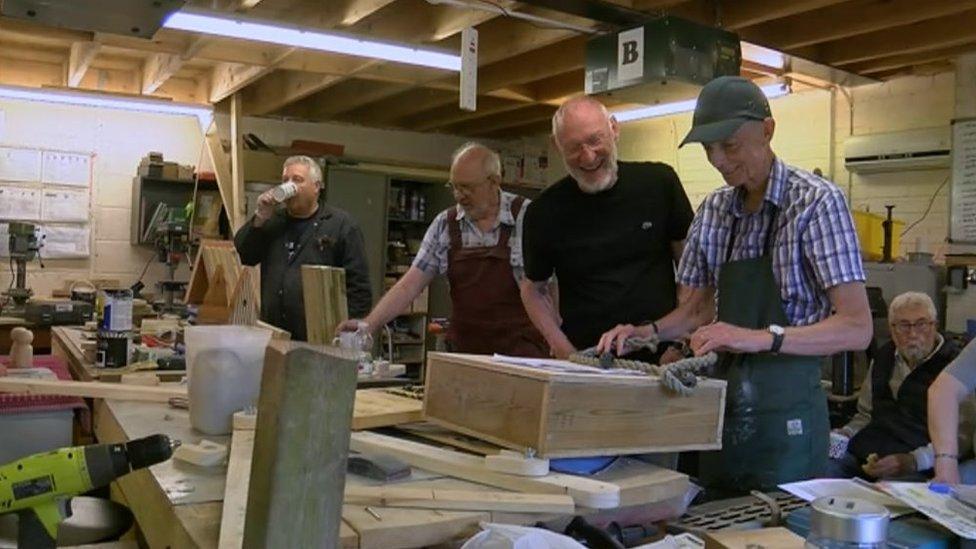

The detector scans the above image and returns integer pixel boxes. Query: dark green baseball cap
[680,76,771,147]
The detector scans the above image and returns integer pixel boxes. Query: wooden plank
[342,502,484,549]
[353,388,423,430]
[67,41,100,87]
[205,123,237,229]
[300,265,348,345]
[243,341,358,547]
[229,266,260,326]
[705,527,805,549]
[396,422,503,456]
[230,92,246,231]
[344,486,574,514]
[218,428,254,549]
[0,377,184,402]
[349,431,622,509]
[142,52,184,94]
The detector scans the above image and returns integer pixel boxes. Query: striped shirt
[677,157,865,327]
[412,189,527,281]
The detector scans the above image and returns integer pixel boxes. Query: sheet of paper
[0,147,41,182]
[491,354,644,376]
[41,188,89,222]
[879,481,976,539]
[779,478,914,516]
[0,186,41,220]
[42,150,91,187]
[39,224,90,258]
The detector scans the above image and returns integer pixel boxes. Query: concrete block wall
[0,98,204,299]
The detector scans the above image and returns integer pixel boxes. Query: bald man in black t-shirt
[520,96,693,358]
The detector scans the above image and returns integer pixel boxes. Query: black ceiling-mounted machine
[0,0,185,38]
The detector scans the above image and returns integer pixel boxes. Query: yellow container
[852,210,904,261]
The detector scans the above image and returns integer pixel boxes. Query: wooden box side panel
[424,357,548,452]
[542,380,726,456]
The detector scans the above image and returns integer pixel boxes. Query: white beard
[565,150,619,194]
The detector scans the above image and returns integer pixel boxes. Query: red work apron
[446,197,548,357]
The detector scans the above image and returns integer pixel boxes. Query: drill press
[3,222,41,309]
[140,204,190,315]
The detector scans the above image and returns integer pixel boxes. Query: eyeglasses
[891,320,935,334]
[445,178,489,196]
[563,131,612,158]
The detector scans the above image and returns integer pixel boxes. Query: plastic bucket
[185,325,272,435]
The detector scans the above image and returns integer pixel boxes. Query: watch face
[770,324,785,335]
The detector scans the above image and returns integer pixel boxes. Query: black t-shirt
[284,214,315,261]
[523,161,694,349]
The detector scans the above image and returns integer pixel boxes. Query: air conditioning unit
[844,127,951,173]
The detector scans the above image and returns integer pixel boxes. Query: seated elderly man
[827,292,967,480]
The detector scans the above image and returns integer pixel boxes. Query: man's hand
[551,341,576,360]
[597,324,654,356]
[863,453,916,479]
[659,345,685,365]
[689,322,771,355]
[253,190,277,226]
[335,319,369,336]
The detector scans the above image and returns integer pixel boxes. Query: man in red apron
[337,143,548,357]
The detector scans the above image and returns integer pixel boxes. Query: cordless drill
[0,434,178,547]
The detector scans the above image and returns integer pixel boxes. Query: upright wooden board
[301,265,348,345]
[423,353,726,457]
[243,341,358,548]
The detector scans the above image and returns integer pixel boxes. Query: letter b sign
[617,27,643,81]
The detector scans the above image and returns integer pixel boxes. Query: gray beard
[566,155,619,194]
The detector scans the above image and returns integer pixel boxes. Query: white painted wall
[0,98,204,299]
[0,102,487,300]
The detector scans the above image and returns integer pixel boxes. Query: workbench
[0,316,50,354]
[52,325,411,388]
[51,326,187,383]
[91,397,690,548]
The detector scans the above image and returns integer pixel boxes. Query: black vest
[848,336,959,462]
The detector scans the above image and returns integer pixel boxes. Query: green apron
[698,206,828,494]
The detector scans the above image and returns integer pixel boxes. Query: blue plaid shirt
[677,158,865,327]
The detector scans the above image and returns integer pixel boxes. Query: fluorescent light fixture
[164,9,462,72]
[741,41,786,71]
[0,84,213,128]
[612,83,790,124]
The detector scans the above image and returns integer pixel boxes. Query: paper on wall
[41,188,89,222]
[42,150,91,187]
[0,147,41,182]
[38,224,90,259]
[0,186,41,220]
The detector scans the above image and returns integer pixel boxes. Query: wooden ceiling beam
[443,104,557,136]
[844,43,976,75]
[811,11,976,66]
[292,11,588,122]
[240,0,503,115]
[739,0,976,50]
[67,41,100,88]
[210,47,296,103]
[141,35,210,95]
[480,118,552,139]
[668,0,851,30]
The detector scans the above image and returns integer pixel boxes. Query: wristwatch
[768,324,785,353]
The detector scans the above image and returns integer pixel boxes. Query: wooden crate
[423,353,726,458]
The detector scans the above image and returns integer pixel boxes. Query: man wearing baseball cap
[599,76,872,495]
